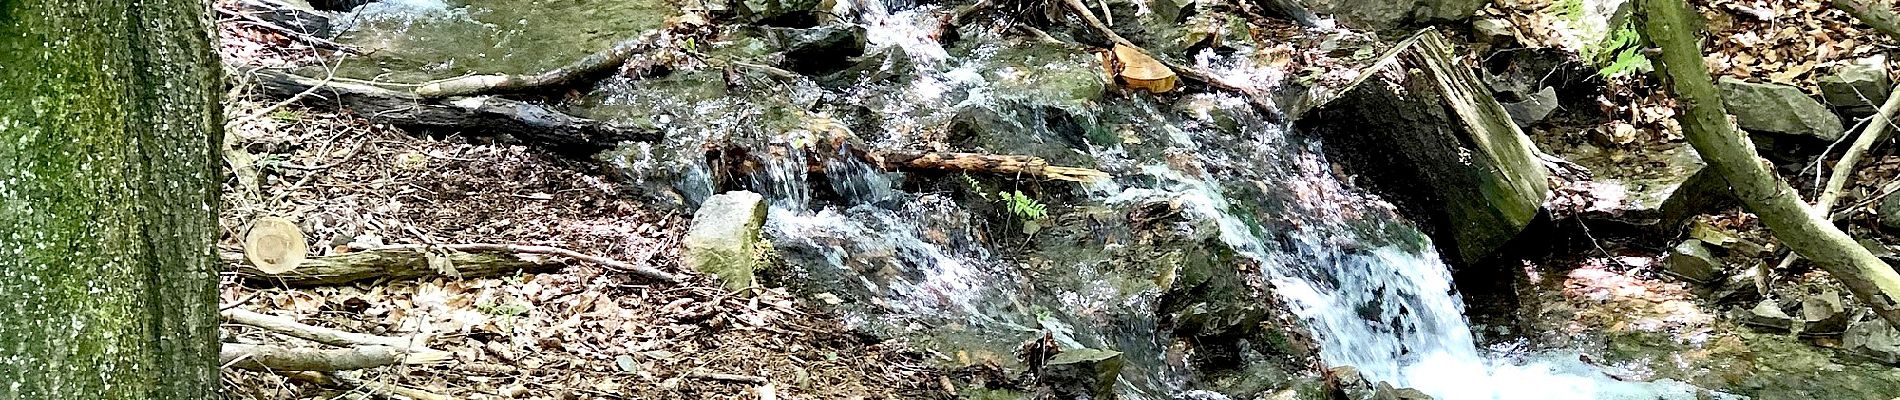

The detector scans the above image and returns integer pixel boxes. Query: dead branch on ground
[223,308,427,349]
[415,32,667,98]
[229,243,677,285]
[220,343,449,372]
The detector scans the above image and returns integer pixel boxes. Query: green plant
[999,190,1047,221]
[1587,22,1650,78]
[959,173,990,200]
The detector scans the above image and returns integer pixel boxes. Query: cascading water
[339,1,1745,398]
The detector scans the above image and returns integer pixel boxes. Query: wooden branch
[686,371,769,383]
[1830,0,1900,42]
[231,249,554,285]
[416,33,665,98]
[1772,82,1900,272]
[222,308,423,349]
[1643,0,1900,327]
[220,343,447,371]
[869,151,1110,182]
[1056,0,1285,121]
[367,243,678,282]
[250,69,656,154]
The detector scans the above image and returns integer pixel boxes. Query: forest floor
[214,9,948,400]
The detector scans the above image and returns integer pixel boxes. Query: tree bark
[0,1,223,398]
[1829,0,1900,42]
[1642,0,1900,327]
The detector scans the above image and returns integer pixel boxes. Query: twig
[220,343,448,371]
[331,371,454,400]
[685,371,769,383]
[1770,82,1900,272]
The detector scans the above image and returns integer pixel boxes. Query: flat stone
[1801,290,1850,335]
[1664,239,1722,283]
[1473,17,1514,46]
[1845,319,1900,364]
[1300,0,1487,32]
[683,191,768,291]
[1719,78,1846,141]
[1372,382,1436,400]
[1502,86,1560,128]
[1732,299,1802,333]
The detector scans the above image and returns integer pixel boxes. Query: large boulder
[1299,29,1550,266]
[1040,348,1125,399]
[684,191,768,291]
[1718,78,1845,141]
[1300,0,1487,32]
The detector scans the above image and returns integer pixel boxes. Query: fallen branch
[216,6,362,54]
[1770,82,1900,273]
[686,371,769,383]
[1643,0,1900,327]
[250,69,656,154]
[230,243,677,285]
[416,32,665,98]
[1057,0,1285,121]
[222,308,425,349]
[220,343,448,371]
[1830,0,1900,41]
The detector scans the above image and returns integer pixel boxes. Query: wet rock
[1732,299,1802,333]
[306,0,374,12]
[1844,319,1900,364]
[1800,290,1850,335]
[684,191,768,291]
[1663,239,1722,283]
[1718,78,1845,141]
[1371,382,1435,400]
[1040,348,1124,399]
[1325,366,1374,399]
[1880,191,1900,230]
[1501,86,1559,128]
[1817,60,1890,119]
[241,0,338,36]
[760,25,866,76]
[1472,17,1515,47]
[1300,0,1487,33]
[1300,30,1549,266]
[737,0,823,26]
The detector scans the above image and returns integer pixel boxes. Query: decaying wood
[1644,0,1900,327]
[1830,0,1900,41]
[416,32,665,98]
[220,343,448,371]
[868,151,1110,182]
[1772,82,1900,273]
[231,243,677,285]
[250,69,656,154]
[244,217,308,274]
[222,308,425,349]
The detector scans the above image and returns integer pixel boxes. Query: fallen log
[1769,82,1900,274]
[220,343,447,371]
[1830,0,1900,42]
[250,69,656,154]
[415,32,666,98]
[230,243,677,285]
[868,151,1109,182]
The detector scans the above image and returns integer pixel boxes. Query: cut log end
[245,217,308,274]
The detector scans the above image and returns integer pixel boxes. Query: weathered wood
[220,343,446,371]
[231,249,560,286]
[1643,0,1900,327]
[415,32,665,98]
[1298,29,1551,266]
[250,69,657,154]
[222,309,423,349]
[0,1,223,398]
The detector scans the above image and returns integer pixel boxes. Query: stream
[334,0,1752,398]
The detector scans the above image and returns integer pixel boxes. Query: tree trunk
[1641,0,1900,327]
[0,1,223,399]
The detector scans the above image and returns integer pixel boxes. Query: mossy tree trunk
[1640,0,1900,327]
[0,1,223,398]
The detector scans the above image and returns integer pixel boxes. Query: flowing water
[339,1,1744,398]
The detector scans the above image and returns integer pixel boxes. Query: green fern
[999,190,1048,221]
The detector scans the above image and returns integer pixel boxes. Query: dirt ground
[215,8,947,400]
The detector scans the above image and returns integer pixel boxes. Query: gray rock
[1327,366,1374,399]
[1300,31,1549,266]
[1473,17,1514,46]
[1845,319,1900,364]
[1502,86,1560,128]
[1732,299,1802,333]
[1718,78,1846,141]
[1372,382,1436,400]
[1817,61,1890,119]
[1041,348,1124,399]
[763,25,866,76]
[1664,239,1722,283]
[1881,191,1900,230]
[1301,0,1488,32]
[1801,290,1850,335]
[684,191,768,291]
